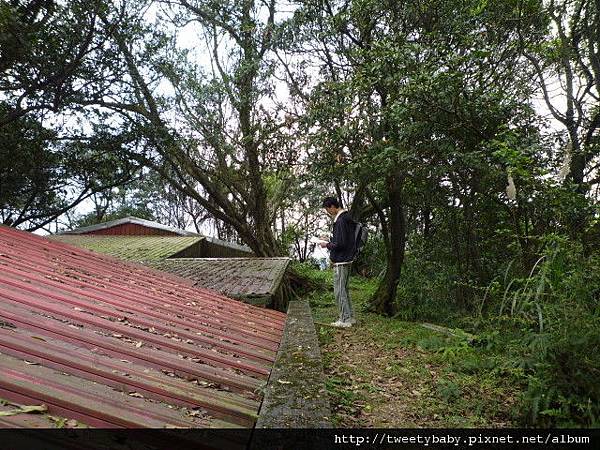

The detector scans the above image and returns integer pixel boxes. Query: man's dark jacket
[326,211,356,263]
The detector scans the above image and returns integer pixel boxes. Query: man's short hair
[322,196,341,208]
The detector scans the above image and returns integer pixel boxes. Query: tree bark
[368,172,406,316]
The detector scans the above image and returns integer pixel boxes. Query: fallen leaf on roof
[128,392,144,398]
[66,419,79,428]
[277,379,292,385]
[24,360,39,365]
[30,336,46,342]
[0,404,47,416]
[188,408,207,418]
[135,341,143,348]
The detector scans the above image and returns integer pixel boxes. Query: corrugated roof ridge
[52,234,285,323]
[0,236,285,343]
[0,271,278,366]
[0,227,286,326]
[0,246,284,346]
[0,278,272,377]
[0,301,262,393]
[0,327,259,425]
[0,355,201,428]
[0,225,287,430]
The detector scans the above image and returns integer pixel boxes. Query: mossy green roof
[146,258,290,298]
[50,235,203,261]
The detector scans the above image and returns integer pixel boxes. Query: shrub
[394,231,600,427]
[392,236,467,322]
[492,236,600,426]
[352,234,386,278]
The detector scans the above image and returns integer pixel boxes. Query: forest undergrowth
[298,236,600,428]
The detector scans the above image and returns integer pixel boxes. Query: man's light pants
[334,263,354,323]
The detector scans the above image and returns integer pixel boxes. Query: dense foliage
[1,0,598,426]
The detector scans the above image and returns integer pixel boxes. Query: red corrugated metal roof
[86,222,181,236]
[0,225,286,429]
[59,216,199,236]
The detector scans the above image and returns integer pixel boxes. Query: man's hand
[319,242,329,248]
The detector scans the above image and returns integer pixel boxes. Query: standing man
[320,196,356,328]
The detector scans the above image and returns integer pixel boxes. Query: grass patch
[305,267,524,427]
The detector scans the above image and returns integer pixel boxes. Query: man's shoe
[330,320,352,328]
[347,318,357,325]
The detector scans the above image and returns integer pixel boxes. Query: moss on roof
[146,258,290,298]
[50,235,203,261]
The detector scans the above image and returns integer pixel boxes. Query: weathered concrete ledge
[255,299,332,428]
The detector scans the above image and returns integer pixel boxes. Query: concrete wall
[255,300,331,429]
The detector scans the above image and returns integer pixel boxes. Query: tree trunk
[349,181,368,220]
[368,172,406,316]
[423,204,431,242]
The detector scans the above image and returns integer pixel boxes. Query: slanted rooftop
[54,216,254,258]
[50,234,204,261]
[58,215,198,236]
[147,257,291,304]
[0,225,286,431]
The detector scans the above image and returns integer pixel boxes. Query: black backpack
[353,222,368,257]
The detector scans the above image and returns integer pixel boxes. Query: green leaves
[489,130,536,178]
[470,0,489,16]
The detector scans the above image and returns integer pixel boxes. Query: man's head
[322,196,342,218]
